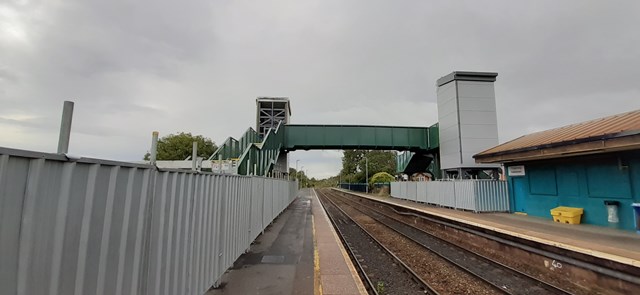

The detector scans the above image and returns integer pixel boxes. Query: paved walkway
[338,189,640,268]
[207,189,365,295]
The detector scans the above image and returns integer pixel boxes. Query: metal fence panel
[437,182,455,208]
[389,180,509,212]
[390,182,400,198]
[406,182,417,201]
[454,181,476,210]
[425,181,437,204]
[263,180,274,228]
[416,182,427,202]
[474,180,510,212]
[250,178,265,241]
[0,150,154,295]
[0,147,297,295]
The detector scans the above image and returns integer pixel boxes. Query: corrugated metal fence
[0,147,297,295]
[390,180,509,212]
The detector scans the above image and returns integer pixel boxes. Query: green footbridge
[209,123,440,176]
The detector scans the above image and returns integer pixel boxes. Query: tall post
[57,101,74,154]
[365,157,369,194]
[150,131,159,165]
[192,141,198,171]
[218,154,223,174]
[300,166,304,189]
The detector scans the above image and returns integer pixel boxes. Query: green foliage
[144,132,217,161]
[309,175,340,188]
[290,150,397,190]
[290,167,310,187]
[369,172,395,184]
[376,281,385,294]
[340,150,396,183]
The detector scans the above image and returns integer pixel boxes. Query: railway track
[319,188,572,295]
[316,190,438,295]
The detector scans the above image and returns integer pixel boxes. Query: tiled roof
[476,109,640,157]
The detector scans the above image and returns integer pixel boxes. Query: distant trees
[144,132,217,161]
[340,150,396,183]
[289,167,309,185]
[309,175,340,188]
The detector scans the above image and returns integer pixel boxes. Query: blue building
[474,110,640,230]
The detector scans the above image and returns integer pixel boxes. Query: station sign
[508,165,526,176]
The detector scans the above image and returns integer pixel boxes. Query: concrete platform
[337,189,640,268]
[207,189,365,295]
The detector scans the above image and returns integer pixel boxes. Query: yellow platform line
[312,215,322,295]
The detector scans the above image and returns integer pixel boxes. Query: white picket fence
[390,180,509,212]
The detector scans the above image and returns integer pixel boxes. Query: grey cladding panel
[458,110,498,125]
[460,124,500,139]
[436,71,500,170]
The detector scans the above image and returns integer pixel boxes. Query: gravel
[335,191,578,295]
[318,191,431,294]
[323,190,498,295]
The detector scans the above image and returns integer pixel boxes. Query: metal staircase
[208,127,259,161]
[237,121,286,176]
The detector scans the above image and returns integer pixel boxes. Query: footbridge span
[208,123,440,177]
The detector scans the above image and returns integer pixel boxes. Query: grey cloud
[0,68,19,83]
[1,0,640,178]
[0,116,44,128]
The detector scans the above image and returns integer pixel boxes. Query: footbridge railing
[208,127,259,161]
[237,121,285,176]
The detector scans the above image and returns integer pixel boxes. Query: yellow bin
[550,206,584,224]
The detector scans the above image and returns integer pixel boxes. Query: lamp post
[299,166,304,189]
[365,157,369,194]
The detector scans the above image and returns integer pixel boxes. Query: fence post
[192,142,198,171]
[57,101,74,154]
[150,131,159,165]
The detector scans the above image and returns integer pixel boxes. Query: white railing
[390,180,509,212]
[0,147,297,295]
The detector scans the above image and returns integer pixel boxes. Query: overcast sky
[1,0,639,178]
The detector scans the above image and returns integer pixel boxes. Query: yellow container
[550,206,584,224]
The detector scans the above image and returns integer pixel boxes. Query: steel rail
[327,189,572,295]
[380,202,640,286]
[316,189,439,295]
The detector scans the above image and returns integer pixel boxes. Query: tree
[340,150,397,183]
[144,132,217,160]
[289,167,310,187]
[369,172,395,184]
[311,175,341,188]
